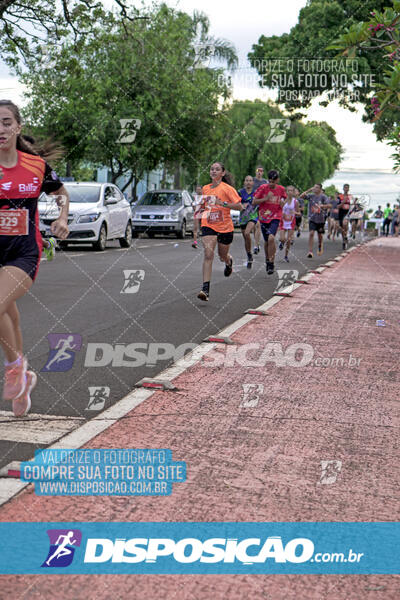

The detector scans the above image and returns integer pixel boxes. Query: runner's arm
[49,184,70,240]
[215,199,244,210]
[252,191,274,206]
[299,188,313,199]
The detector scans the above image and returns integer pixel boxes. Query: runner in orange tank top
[197,162,243,301]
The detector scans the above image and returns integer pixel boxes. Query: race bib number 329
[0,209,29,235]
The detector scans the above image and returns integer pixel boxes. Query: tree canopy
[327,0,400,169]
[18,3,237,193]
[197,100,343,191]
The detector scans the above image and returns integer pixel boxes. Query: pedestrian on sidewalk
[197,162,243,301]
[382,203,392,237]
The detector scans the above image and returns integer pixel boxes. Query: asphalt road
[0,229,357,467]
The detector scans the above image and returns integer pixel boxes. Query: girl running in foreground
[197,162,242,301]
[0,99,69,416]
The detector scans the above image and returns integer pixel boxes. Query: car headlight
[170,211,179,220]
[77,213,100,223]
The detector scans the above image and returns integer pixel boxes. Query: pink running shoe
[3,355,27,401]
[13,370,36,417]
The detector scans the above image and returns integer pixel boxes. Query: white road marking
[0,411,82,445]
[0,479,26,505]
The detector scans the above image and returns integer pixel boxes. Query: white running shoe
[13,370,37,417]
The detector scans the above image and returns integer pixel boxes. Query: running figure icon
[45,335,77,371]
[46,531,77,566]
[41,333,82,372]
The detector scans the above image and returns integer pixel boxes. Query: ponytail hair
[17,135,64,163]
[0,99,64,163]
[214,162,235,187]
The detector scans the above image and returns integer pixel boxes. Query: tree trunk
[121,173,134,192]
[132,178,138,201]
[66,162,72,178]
[161,164,167,188]
[174,162,181,189]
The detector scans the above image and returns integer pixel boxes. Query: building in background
[96,166,174,201]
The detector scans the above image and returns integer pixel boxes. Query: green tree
[324,184,339,197]
[197,100,342,190]
[0,0,144,68]
[248,0,388,113]
[18,3,236,196]
[327,1,400,168]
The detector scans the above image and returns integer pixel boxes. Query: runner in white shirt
[278,186,299,262]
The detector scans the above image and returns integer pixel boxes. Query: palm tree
[190,10,238,71]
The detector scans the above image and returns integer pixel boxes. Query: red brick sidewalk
[1,238,399,599]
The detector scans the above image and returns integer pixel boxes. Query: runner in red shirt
[252,169,287,274]
[0,100,70,416]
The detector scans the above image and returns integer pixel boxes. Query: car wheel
[147,231,155,239]
[93,223,107,251]
[132,230,139,238]
[119,221,133,248]
[176,220,186,239]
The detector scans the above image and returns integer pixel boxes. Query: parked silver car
[131,190,194,238]
[39,182,133,251]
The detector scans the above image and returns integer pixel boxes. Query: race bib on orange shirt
[0,209,29,235]
[207,209,223,224]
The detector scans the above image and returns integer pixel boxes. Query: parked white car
[230,209,241,227]
[39,182,133,251]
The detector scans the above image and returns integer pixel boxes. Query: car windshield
[139,192,181,207]
[65,186,101,203]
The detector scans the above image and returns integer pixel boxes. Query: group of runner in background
[192,162,385,301]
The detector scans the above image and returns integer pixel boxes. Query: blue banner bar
[0,522,398,574]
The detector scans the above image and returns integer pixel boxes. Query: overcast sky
[0,0,395,171]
